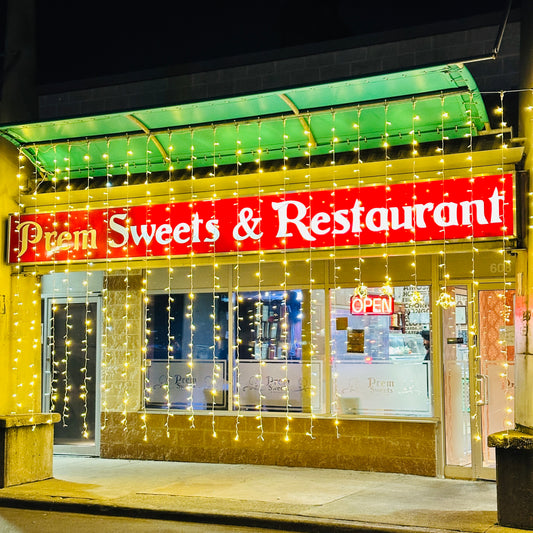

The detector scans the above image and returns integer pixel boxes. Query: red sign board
[8,174,514,265]
[350,295,394,315]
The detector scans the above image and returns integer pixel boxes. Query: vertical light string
[233,124,242,441]
[353,108,366,297]
[186,130,196,429]
[81,141,91,439]
[101,139,111,432]
[330,111,340,437]
[140,134,152,442]
[498,92,513,433]
[467,94,481,443]
[382,103,393,297]
[281,118,291,443]
[210,126,220,439]
[255,121,265,441]
[305,113,316,439]
[12,148,25,413]
[121,137,132,434]
[49,147,59,414]
[62,143,72,428]
[28,147,41,420]
[436,95,456,309]
[410,101,423,307]
[165,132,174,438]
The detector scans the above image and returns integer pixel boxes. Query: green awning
[0,64,489,180]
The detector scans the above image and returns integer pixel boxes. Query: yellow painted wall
[0,138,41,415]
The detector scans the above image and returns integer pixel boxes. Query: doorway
[443,285,515,479]
[42,296,100,455]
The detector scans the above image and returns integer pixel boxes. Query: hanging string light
[186,129,196,429]
[353,108,366,300]
[280,118,291,443]
[210,126,221,439]
[466,93,482,443]
[436,95,456,309]
[62,143,73,428]
[12,148,26,413]
[120,137,133,434]
[305,113,316,440]
[233,124,243,441]
[329,110,340,438]
[49,146,59,415]
[101,138,112,432]
[255,120,265,442]
[498,91,514,434]
[164,132,175,438]
[140,134,152,443]
[382,103,393,297]
[80,140,92,439]
[409,101,424,307]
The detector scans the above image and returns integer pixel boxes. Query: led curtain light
[409,102,424,307]
[498,92,514,435]
[436,96,456,309]
[305,113,316,440]
[255,121,265,442]
[186,130,196,428]
[141,134,152,443]
[101,139,112,432]
[330,111,340,437]
[233,124,243,441]
[210,126,220,439]
[164,132,174,438]
[466,94,482,443]
[281,118,291,443]
[81,141,91,439]
[382,103,393,298]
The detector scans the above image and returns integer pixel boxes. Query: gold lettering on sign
[16,221,97,258]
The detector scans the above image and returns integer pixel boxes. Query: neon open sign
[350,295,394,315]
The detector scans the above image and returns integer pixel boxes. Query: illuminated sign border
[350,294,394,315]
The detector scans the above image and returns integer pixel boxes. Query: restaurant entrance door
[42,296,100,455]
[442,285,515,479]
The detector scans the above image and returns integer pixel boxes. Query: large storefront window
[145,292,229,410]
[330,286,432,417]
[235,290,325,413]
[143,282,431,418]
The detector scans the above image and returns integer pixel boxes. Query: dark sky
[4,0,520,83]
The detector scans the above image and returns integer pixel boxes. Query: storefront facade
[0,62,526,480]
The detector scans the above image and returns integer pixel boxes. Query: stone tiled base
[100,412,437,476]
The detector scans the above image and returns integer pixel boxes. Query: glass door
[443,285,515,479]
[42,296,100,455]
[476,287,515,479]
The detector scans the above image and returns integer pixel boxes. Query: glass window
[145,292,229,410]
[330,286,432,417]
[235,289,325,413]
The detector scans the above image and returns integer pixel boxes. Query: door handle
[476,373,489,406]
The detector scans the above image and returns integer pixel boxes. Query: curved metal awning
[0,63,489,180]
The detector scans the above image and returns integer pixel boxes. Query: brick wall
[102,272,143,413]
[100,412,437,476]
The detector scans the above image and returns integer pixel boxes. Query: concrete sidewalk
[0,455,528,532]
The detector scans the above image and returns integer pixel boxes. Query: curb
[0,494,477,533]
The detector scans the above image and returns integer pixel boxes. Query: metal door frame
[42,295,102,456]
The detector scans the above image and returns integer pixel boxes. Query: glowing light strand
[186,130,196,428]
[234,124,243,441]
[330,111,340,437]
[255,122,265,442]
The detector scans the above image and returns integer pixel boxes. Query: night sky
[31,0,517,84]
[0,0,519,84]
